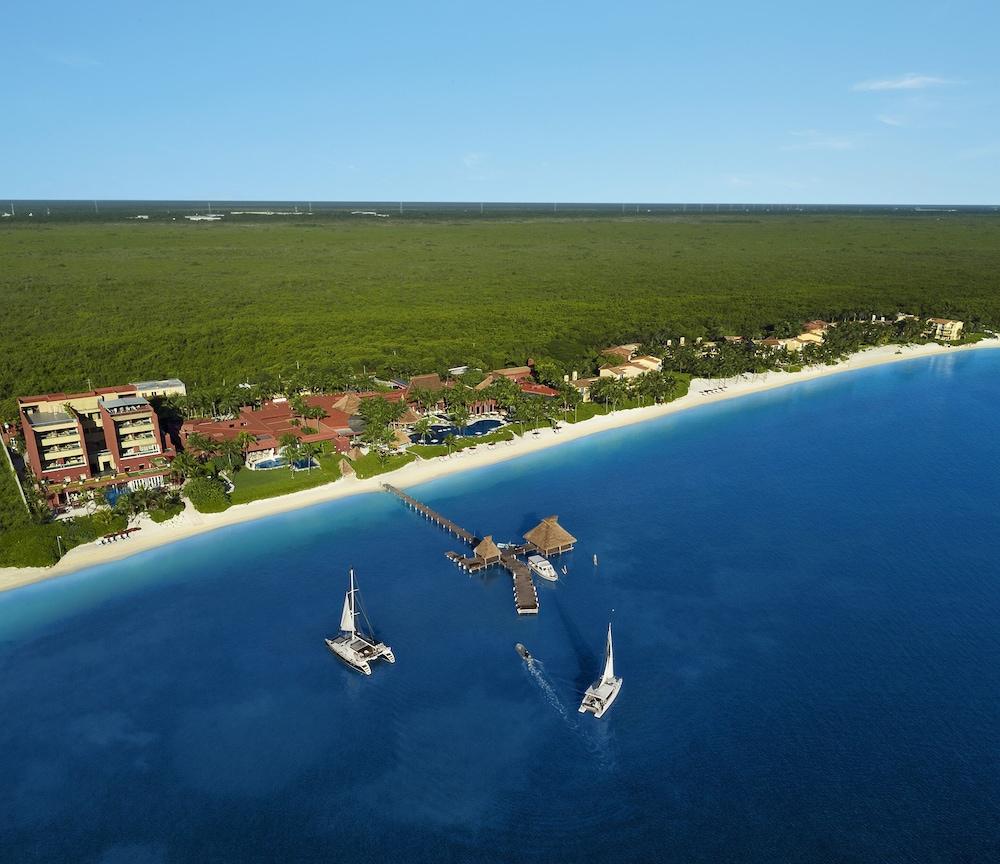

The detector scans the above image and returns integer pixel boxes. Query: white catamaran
[325,569,395,675]
[579,623,622,718]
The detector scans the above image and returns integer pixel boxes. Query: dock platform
[384,483,543,615]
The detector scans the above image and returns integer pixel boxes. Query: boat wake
[525,660,619,769]
[524,659,571,724]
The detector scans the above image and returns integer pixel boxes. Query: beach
[2,338,996,594]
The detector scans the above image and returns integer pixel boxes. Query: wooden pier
[383,483,545,615]
[383,484,476,544]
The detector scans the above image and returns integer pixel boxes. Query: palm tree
[184,432,218,460]
[219,438,244,469]
[300,442,322,472]
[169,451,200,482]
[361,425,395,465]
[452,404,471,439]
[413,417,432,445]
[278,432,300,470]
[307,405,327,426]
[235,431,256,462]
[408,387,436,415]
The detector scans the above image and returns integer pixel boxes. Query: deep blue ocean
[3,350,1000,863]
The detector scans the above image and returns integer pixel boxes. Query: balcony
[44,457,86,470]
[120,435,156,448]
[42,444,84,458]
[117,420,154,432]
[40,430,82,446]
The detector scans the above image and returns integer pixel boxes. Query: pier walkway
[382,484,477,544]
[383,483,540,615]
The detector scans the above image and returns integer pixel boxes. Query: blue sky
[5,1,998,203]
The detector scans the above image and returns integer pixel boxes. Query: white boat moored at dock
[325,569,395,676]
[527,554,558,581]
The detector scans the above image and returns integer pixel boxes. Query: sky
[4,0,999,203]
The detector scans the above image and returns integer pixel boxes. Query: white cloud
[462,152,485,168]
[852,73,954,92]
[877,114,905,127]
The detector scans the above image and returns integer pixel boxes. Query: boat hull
[528,556,559,581]
[578,677,622,718]
[325,636,394,675]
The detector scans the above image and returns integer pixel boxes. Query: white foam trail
[525,659,571,723]
[528,662,618,768]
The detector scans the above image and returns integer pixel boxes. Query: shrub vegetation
[2,215,999,417]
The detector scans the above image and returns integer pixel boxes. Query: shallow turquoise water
[2,350,1000,863]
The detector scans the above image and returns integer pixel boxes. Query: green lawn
[350,452,416,479]
[229,454,343,504]
[562,402,611,423]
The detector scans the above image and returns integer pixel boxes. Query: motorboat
[528,554,558,581]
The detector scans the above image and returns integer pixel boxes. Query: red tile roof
[519,382,559,397]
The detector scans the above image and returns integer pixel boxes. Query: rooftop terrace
[26,410,75,428]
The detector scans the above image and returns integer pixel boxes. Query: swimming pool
[250,457,318,471]
[410,418,504,444]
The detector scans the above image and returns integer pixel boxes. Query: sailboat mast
[603,622,615,682]
[340,568,357,635]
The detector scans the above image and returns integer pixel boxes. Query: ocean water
[2,350,1000,863]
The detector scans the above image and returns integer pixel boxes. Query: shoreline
[3,339,997,594]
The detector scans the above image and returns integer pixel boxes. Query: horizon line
[3,198,999,208]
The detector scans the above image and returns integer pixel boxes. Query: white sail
[602,623,615,682]
[340,570,356,634]
[340,591,355,633]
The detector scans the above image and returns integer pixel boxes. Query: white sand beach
[2,339,997,594]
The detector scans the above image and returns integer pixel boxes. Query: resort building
[181,394,359,465]
[568,376,598,402]
[132,378,188,399]
[408,373,446,392]
[802,320,831,334]
[489,365,534,382]
[597,353,663,380]
[518,382,560,398]
[794,331,825,346]
[926,318,964,341]
[18,384,178,507]
[602,343,641,361]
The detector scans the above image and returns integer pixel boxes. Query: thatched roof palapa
[473,534,502,563]
[397,406,423,425]
[409,373,445,392]
[523,515,577,555]
[332,393,363,415]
